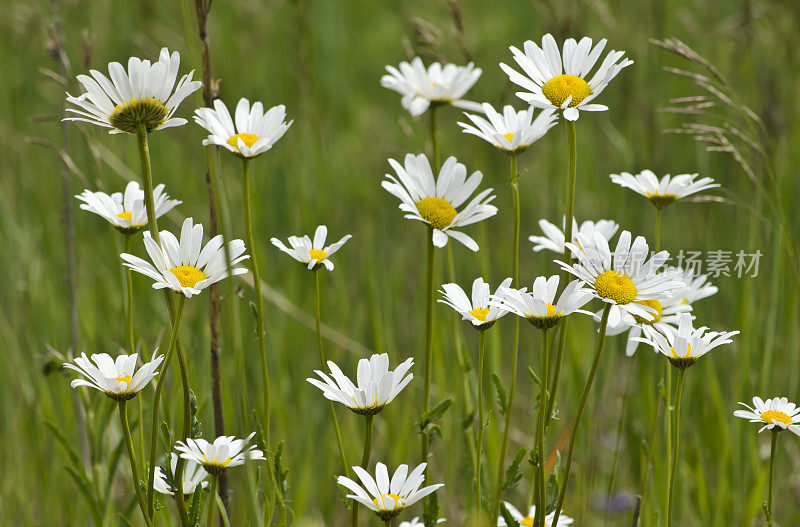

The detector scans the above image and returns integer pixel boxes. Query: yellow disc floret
[541,74,592,108]
[117,211,133,222]
[227,132,261,150]
[633,299,663,324]
[521,517,535,527]
[170,265,207,288]
[594,270,636,305]
[115,374,133,386]
[503,132,515,144]
[373,493,405,511]
[761,410,792,426]
[308,248,328,261]
[469,307,490,321]
[416,197,457,230]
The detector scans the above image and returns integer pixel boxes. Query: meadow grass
[0,0,798,525]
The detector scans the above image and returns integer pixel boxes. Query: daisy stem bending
[241,158,286,519]
[545,120,577,430]
[135,123,161,241]
[352,414,374,527]
[535,328,549,527]
[421,230,436,462]
[147,295,186,516]
[766,429,778,526]
[552,303,611,527]
[313,270,350,473]
[119,400,153,527]
[205,474,219,527]
[491,153,521,521]
[666,367,686,527]
[476,330,487,518]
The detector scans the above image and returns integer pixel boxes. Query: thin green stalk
[123,233,145,465]
[552,304,611,526]
[429,104,439,168]
[421,230,436,462]
[353,415,374,527]
[766,429,778,527]
[491,153,521,521]
[313,271,349,473]
[173,314,194,527]
[241,158,286,521]
[135,123,160,241]
[119,400,153,527]
[147,295,186,516]
[667,367,686,527]
[205,474,219,527]
[476,330,487,519]
[535,328,549,527]
[639,362,665,511]
[546,120,578,429]
[654,207,663,252]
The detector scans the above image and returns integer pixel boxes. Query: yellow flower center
[416,197,457,230]
[227,132,261,149]
[761,410,792,426]
[503,132,515,144]
[670,343,692,359]
[469,307,490,321]
[372,493,404,510]
[202,454,232,467]
[521,517,535,527]
[308,248,328,261]
[117,211,133,222]
[109,98,168,134]
[633,299,663,324]
[594,270,636,305]
[170,266,207,288]
[645,192,679,209]
[541,74,592,108]
[115,374,133,386]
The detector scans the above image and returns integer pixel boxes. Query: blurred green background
[1,0,799,525]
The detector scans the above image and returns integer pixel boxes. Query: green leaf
[417,397,454,432]
[422,489,440,527]
[500,502,521,527]
[502,448,526,491]
[492,373,507,415]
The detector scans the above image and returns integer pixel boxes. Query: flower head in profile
[381,57,481,116]
[399,518,445,527]
[337,462,444,521]
[609,170,720,208]
[270,225,351,271]
[76,181,180,234]
[501,34,633,121]
[667,266,718,305]
[529,217,619,255]
[65,352,164,401]
[307,353,413,416]
[635,313,738,369]
[498,502,573,526]
[492,276,593,330]
[438,277,512,330]
[458,103,557,154]
[734,397,800,436]
[194,98,292,158]
[383,153,497,251]
[153,453,209,495]
[121,217,248,298]
[175,433,265,475]
[558,230,684,327]
[65,48,201,134]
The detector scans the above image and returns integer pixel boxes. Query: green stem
[314,271,351,481]
[135,123,160,242]
[667,368,686,527]
[551,303,611,526]
[654,207,663,252]
[173,312,194,527]
[353,415,374,527]
[535,328,549,527]
[491,153,521,521]
[639,362,665,510]
[476,330,487,519]
[429,104,439,169]
[205,474,219,527]
[119,400,153,527]
[421,230,436,462]
[123,233,145,465]
[241,158,286,520]
[147,295,186,516]
[767,429,778,527]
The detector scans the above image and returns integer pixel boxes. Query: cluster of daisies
[55,28,791,527]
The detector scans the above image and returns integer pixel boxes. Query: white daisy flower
[270,225,352,271]
[381,57,482,116]
[153,453,209,495]
[529,217,619,255]
[458,103,557,153]
[194,98,293,158]
[734,397,800,436]
[500,34,633,121]
[438,277,512,330]
[558,230,684,328]
[498,502,574,526]
[65,352,164,401]
[609,170,720,208]
[382,153,498,251]
[635,313,738,369]
[491,276,593,330]
[337,462,444,521]
[175,433,265,475]
[399,517,445,527]
[307,353,413,416]
[76,181,180,234]
[605,290,693,357]
[121,217,248,298]
[667,266,718,305]
[65,47,201,134]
